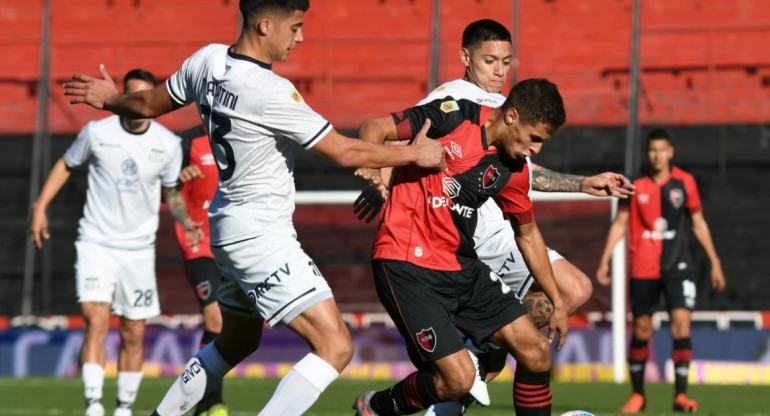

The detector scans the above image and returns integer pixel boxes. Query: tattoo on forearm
[163,187,190,225]
[532,165,584,193]
[523,292,554,328]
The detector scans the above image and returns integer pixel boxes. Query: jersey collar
[227,47,272,70]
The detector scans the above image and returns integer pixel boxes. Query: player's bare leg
[486,314,552,416]
[115,317,146,416]
[257,298,353,416]
[526,259,593,327]
[80,302,110,416]
[152,310,262,416]
[670,308,696,412]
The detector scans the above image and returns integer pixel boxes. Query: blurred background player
[354,19,633,415]
[30,69,202,416]
[63,1,446,415]
[597,128,726,413]
[175,126,227,416]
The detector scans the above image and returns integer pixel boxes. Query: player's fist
[179,165,204,183]
[64,64,119,109]
[411,119,447,171]
[596,262,611,286]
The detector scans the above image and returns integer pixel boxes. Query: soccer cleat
[205,404,229,416]
[466,350,490,406]
[352,390,379,416]
[85,402,105,416]
[620,393,646,413]
[673,393,698,413]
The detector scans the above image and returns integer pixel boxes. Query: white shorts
[212,228,333,327]
[75,240,160,320]
[476,229,564,299]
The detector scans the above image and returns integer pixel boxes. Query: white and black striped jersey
[166,44,333,246]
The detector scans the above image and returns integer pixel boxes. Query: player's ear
[505,107,518,125]
[257,17,271,35]
[460,48,471,67]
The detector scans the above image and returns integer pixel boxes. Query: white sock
[117,371,143,410]
[257,353,339,416]
[424,401,466,416]
[154,343,231,416]
[82,363,105,405]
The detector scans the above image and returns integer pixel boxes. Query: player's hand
[711,262,726,292]
[596,261,612,286]
[353,185,385,223]
[183,219,204,246]
[548,300,569,351]
[583,172,635,199]
[179,165,204,183]
[354,168,388,197]
[29,205,50,249]
[63,64,119,109]
[410,119,447,171]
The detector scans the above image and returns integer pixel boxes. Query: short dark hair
[239,0,309,21]
[123,69,156,91]
[462,19,511,50]
[502,78,566,132]
[646,128,671,146]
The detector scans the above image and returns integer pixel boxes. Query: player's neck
[484,109,504,148]
[232,33,274,66]
[120,117,150,134]
[650,167,670,183]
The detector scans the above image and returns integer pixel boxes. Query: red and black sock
[194,330,223,415]
[513,368,552,416]
[628,336,649,395]
[673,337,692,396]
[370,371,441,416]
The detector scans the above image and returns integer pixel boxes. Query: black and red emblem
[416,327,437,352]
[196,281,212,300]
[482,165,500,189]
[669,188,684,209]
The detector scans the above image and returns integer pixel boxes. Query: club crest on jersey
[442,177,461,199]
[196,281,211,300]
[440,100,459,113]
[669,188,684,209]
[416,328,437,352]
[289,89,303,104]
[482,165,501,189]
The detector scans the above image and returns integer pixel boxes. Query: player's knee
[633,319,653,339]
[518,337,552,373]
[83,314,110,337]
[670,321,691,339]
[315,330,353,370]
[561,270,593,314]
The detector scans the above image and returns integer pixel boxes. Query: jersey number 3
[201,104,235,181]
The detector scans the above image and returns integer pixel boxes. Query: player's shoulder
[421,79,504,107]
[670,166,694,180]
[193,43,229,60]
[148,121,182,146]
[83,115,120,137]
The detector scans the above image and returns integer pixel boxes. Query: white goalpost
[295,190,628,383]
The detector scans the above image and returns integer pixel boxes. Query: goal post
[295,190,627,382]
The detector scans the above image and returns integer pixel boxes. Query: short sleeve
[391,97,478,141]
[63,123,94,168]
[166,45,214,107]
[261,79,332,150]
[161,135,183,188]
[682,172,702,213]
[494,163,534,225]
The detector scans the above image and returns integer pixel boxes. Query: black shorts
[630,270,697,316]
[185,257,222,308]
[372,259,527,366]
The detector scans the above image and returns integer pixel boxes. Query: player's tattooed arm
[162,186,203,245]
[531,164,584,193]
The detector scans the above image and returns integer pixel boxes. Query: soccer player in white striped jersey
[353,19,634,416]
[64,1,445,415]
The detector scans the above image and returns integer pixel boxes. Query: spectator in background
[597,128,726,413]
[30,69,202,416]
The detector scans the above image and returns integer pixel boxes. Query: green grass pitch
[0,377,768,415]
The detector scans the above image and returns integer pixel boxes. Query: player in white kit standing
[31,69,202,416]
[63,1,446,415]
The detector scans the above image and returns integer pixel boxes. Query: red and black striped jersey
[175,127,218,260]
[620,166,702,279]
[373,97,533,271]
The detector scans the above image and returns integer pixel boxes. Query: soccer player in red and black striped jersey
[596,129,726,413]
[352,79,568,416]
[175,126,228,416]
